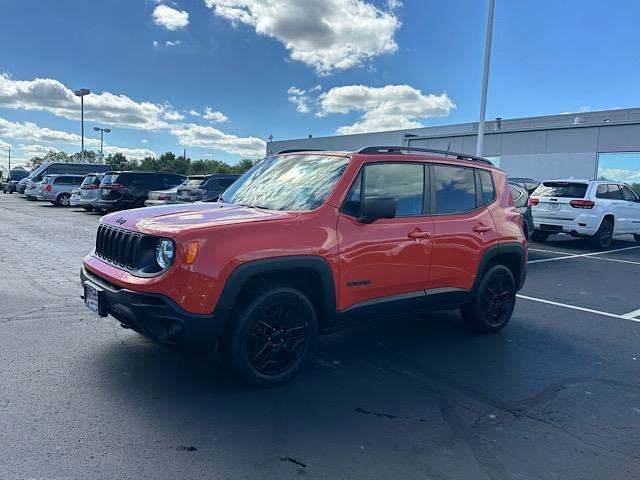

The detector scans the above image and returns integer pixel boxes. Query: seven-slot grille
[95,224,144,269]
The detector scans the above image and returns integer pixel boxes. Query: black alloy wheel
[461,265,516,333]
[590,217,613,250]
[222,286,317,387]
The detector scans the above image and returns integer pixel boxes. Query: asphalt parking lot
[1,193,640,480]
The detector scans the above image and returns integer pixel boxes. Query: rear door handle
[473,225,493,233]
[408,230,432,239]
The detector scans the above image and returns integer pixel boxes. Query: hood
[100,202,298,237]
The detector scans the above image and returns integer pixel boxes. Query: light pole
[93,127,111,160]
[475,0,495,157]
[74,88,91,162]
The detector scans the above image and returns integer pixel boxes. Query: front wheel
[461,265,516,334]
[222,286,318,388]
[530,230,549,242]
[589,217,613,250]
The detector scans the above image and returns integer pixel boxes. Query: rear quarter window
[533,182,588,198]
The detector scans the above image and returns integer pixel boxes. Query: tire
[56,193,71,207]
[82,206,94,212]
[589,217,614,250]
[461,265,516,334]
[134,197,146,208]
[634,234,640,245]
[530,230,549,242]
[221,286,318,388]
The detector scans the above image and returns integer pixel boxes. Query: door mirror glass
[359,196,396,224]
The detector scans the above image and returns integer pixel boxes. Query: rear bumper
[533,211,600,236]
[80,266,224,351]
[145,199,177,206]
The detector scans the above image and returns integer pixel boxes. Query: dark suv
[2,168,29,193]
[176,174,241,203]
[96,171,185,211]
[81,147,527,387]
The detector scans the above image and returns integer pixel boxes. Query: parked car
[2,168,29,193]
[70,187,81,207]
[145,178,189,207]
[529,179,640,248]
[80,146,527,387]
[22,162,111,199]
[36,174,85,206]
[509,177,540,195]
[176,174,240,203]
[95,171,186,211]
[77,173,107,211]
[16,177,29,194]
[509,183,533,239]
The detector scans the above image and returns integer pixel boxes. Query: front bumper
[80,266,224,351]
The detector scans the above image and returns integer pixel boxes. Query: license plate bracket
[84,282,107,317]
[548,203,561,211]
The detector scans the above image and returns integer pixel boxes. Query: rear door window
[478,169,495,205]
[534,182,588,198]
[434,164,477,214]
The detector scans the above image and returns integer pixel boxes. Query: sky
[1,0,640,170]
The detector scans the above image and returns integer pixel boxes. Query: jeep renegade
[81,147,527,387]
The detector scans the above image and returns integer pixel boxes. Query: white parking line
[517,294,640,323]
[528,248,576,256]
[622,308,640,319]
[527,245,640,264]
[586,256,640,266]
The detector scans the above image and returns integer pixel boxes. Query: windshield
[27,163,49,180]
[183,179,207,187]
[533,181,588,198]
[220,154,348,211]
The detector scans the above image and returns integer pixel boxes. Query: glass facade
[597,152,640,195]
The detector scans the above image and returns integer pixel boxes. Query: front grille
[95,224,144,269]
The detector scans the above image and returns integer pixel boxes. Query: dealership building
[266,107,640,184]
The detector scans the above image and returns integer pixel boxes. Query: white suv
[530,179,640,249]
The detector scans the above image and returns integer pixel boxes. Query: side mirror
[359,196,396,224]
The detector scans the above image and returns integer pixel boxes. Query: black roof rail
[276,149,323,154]
[357,146,494,166]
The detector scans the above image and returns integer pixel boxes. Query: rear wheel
[461,265,516,334]
[634,234,640,245]
[134,197,146,208]
[56,193,71,207]
[221,286,318,388]
[530,230,549,242]
[82,206,94,212]
[589,217,613,250]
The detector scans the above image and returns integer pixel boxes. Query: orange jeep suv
[81,147,527,387]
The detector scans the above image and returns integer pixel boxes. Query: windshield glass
[100,174,119,184]
[183,179,207,187]
[27,163,48,179]
[220,154,348,211]
[533,181,588,198]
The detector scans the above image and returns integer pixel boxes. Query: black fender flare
[212,255,337,330]
[472,242,527,293]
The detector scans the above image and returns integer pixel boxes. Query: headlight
[155,239,175,269]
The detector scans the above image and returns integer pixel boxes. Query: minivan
[23,163,111,199]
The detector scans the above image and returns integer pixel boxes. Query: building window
[597,153,640,196]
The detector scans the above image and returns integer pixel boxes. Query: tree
[106,153,128,170]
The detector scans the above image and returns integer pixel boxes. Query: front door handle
[408,230,432,239]
[473,225,493,233]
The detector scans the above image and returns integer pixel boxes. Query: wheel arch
[214,256,337,333]
[473,242,526,293]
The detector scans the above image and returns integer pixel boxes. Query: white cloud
[153,40,160,47]
[17,144,61,158]
[170,123,265,156]
[318,84,455,134]
[599,167,640,183]
[189,109,201,117]
[163,109,185,121]
[141,139,148,144]
[0,116,86,144]
[165,40,182,47]
[0,74,167,130]
[204,0,400,75]
[103,146,157,159]
[202,107,229,122]
[152,4,190,31]
[287,86,310,113]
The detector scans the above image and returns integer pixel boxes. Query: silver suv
[77,173,108,211]
[36,174,85,206]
